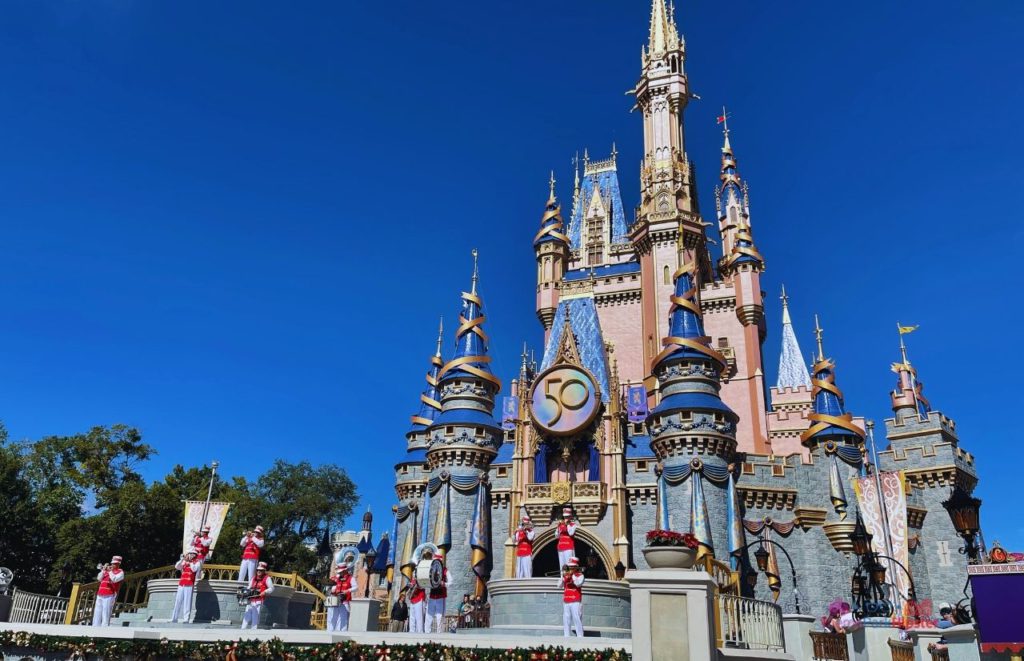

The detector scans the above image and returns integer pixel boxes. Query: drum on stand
[415,558,443,589]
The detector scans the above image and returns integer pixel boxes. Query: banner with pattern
[182,501,232,556]
[853,472,910,610]
[627,385,648,423]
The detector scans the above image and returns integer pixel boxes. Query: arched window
[663,265,671,284]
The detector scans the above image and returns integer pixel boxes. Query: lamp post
[941,486,983,563]
[363,548,378,598]
[734,539,801,614]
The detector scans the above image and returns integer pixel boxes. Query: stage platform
[0,621,632,654]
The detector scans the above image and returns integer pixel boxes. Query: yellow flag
[897,324,918,335]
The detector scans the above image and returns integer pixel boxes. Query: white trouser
[239,559,257,583]
[241,601,262,629]
[557,548,575,569]
[171,585,193,623]
[426,597,445,633]
[327,602,351,632]
[408,601,425,633]
[563,601,583,637]
[92,594,116,626]
[515,555,533,578]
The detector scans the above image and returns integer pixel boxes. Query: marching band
[238,526,265,583]
[171,551,201,623]
[558,557,585,638]
[239,561,274,629]
[327,561,356,631]
[91,556,124,627]
[514,515,535,578]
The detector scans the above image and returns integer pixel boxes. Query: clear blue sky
[1,1,1021,547]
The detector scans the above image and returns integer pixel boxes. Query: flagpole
[199,460,219,531]
[897,323,923,421]
[867,422,900,614]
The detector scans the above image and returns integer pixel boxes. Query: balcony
[523,481,606,525]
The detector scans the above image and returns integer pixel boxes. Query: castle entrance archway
[530,526,613,579]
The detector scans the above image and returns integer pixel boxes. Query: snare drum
[415,558,443,589]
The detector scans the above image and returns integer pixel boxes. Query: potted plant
[642,530,699,569]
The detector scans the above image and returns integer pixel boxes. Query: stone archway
[530,526,614,578]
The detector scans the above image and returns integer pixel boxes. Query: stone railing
[715,593,784,651]
[523,482,607,525]
[64,564,326,629]
[887,638,914,661]
[809,630,849,660]
[9,589,69,624]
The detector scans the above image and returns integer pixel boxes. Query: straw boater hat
[111,556,123,565]
[567,557,579,568]
[521,515,531,523]
[338,563,350,574]
[254,525,265,534]
[562,506,573,518]
[202,525,211,533]
[257,561,268,571]
[185,550,197,558]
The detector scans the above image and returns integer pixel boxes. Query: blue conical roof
[801,357,865,445]
[440,288,499,387]
[407,352,443,435]
[534,183,569,247]
[653,265,724,371]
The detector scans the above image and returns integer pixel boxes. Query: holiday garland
[0,631,629,661]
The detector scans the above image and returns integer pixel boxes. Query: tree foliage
[0,425,358,593]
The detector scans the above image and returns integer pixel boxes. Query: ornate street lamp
[869,560,887,587]
[363,548,377,598]
[614,561,626,581]
[941,486,983,563]
[754,545,770,573]
[850,515,873,557]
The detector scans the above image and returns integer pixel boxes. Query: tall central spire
[648,0,674,56]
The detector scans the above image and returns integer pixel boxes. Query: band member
[558,557,585,638]
[515,515,536,578]
[327,563,356,632]
[191,526,213,564]
[92,556,124,627]
[426,549,451,633]
[171,551,201,623]
[408,577,427,634]
[240,561,274,629]
[556,507,578,569]
[238,525,265,583]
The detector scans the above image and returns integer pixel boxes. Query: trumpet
[96,563,111,572]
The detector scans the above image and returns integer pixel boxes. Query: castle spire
[534,175,569,248]
[408,319,445,432]
[439,250,500,389]
[776,285,811,389]
[800,315,865,447]
[716,113,764,274]
[651,262,727,372]
[890,324,930,418]
[648,0,674,56]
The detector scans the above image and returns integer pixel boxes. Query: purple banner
[970,567,1024,653]
[501,396,518,431]
[627,385,648,423]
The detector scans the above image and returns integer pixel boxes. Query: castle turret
[799,315,865,450]
[646,262,736,562]
[534,172,569,335]
[394,319,445,504]
[716,113,764,277]
[767,286,814,457]
[889,325,931,421]
[426,250,502,611]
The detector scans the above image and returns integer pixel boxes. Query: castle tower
[394,320,445,501]
[646,262,737,563]
[629,0,714,372]
[425,251,502,609]
[534,172,569,336]
[766,286,814,458]
[876,329,977,607]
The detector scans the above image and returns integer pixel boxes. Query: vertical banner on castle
[627,385,648,423]
[501,396,518,431]
[182,501,232,555]
[854,472,910,610]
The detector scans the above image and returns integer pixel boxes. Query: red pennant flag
[716,115,727,124]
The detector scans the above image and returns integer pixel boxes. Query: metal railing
[64,563,326,629]
[702,556,739,595]
[887,639,914,661]
[9,589,70,624]
[716,593,784,651]
[809,631,849,660]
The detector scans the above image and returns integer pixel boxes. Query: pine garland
[0,631,629,661]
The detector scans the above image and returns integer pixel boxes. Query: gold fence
[64,564,326,629]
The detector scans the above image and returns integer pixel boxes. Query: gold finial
[548,170,557,203]
[780,284,789,309]
[471,248,479,295]
[435,316,444,357]
[813,313,825,362]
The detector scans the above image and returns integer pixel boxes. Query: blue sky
[1,1,1021,547]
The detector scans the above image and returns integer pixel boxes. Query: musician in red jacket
[238,525,265,583]
[556,507,579,569]
[191,526,213,564]
[408,577,427,634]
[327,563,357,632]
[426,549,451,633]
[92,555,125,627]
[171,551,201,623]
[515,514,536,578]
[240,561,274,630]
[558,557,585,638]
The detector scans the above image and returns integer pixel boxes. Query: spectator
[389,590,409,632]
[459,594,475,626]
[937,604,956,629]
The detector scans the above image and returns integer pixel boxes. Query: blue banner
[627,385,648,423]
[501,396,518,431]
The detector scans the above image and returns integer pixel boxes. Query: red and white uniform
[408,582,427,634]
[515,523,536,578]
[556,519,578,569]
[92,562,124,627]
[171,557,201,623]
[240,571,274,630]
[191,534,213,563]
[559,566,585,638]
[426,566,450,633]
[327,570,356,632]
[238,533,265,583]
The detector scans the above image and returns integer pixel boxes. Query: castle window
[496,466,509,478]
[400,465,408,474]
[445,426,454,435]
[505,430,515,441]
[718,337,729,348]
[636,460,649,472]
[772,464,786,477]
[742,462,755,475]
[631,422,644,435]
[664,265,670,284]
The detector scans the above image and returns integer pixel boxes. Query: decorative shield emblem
[551,481,571,505]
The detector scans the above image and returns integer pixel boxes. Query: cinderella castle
[388,0,977,619]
